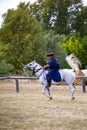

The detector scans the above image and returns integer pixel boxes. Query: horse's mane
[65,54,81,71]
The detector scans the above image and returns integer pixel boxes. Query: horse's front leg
[42,86,52,100]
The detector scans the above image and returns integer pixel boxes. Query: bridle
[33,65,42,74]
[28,64,44,78]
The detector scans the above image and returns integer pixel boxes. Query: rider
[44,52,60,87]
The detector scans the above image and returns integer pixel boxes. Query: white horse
[23,61,76,100]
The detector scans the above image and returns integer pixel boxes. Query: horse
[23,61,76,100]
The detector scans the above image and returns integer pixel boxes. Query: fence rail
[0,76,87,93]
[76,76,87,92]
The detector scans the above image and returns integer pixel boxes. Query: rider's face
[48,56,52,59]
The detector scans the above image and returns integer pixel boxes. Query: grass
[0,79,87,130]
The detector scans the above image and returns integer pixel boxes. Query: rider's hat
[47,52,54,57]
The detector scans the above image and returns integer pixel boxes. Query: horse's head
[65,54,81,71]
[23,61,38,71]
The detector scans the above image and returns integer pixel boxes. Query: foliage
[28,0,87,69]
[63,34,87,68]
[0,60,14,75]
[44,30,67,68]
[0,2,46,73]
[71,6,87,37]
[0,1,87,74]
[30,0,82,35]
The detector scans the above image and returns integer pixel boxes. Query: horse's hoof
[70,97,75,100]
[50,97,52,99]
[47,97,52,101]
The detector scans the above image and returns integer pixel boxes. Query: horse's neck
[34,64,43,77]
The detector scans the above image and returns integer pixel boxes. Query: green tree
[44,30,67,68]
[71,6,87,37]
[0,60,14,75]
[30,0,82,35]
[63,34,87,68]
[0,2,46,73]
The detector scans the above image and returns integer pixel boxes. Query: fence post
[82,78,86,93]
[15,79,19,92]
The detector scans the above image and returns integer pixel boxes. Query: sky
[0,0,87,27]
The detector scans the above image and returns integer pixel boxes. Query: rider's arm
[44,64,50,69]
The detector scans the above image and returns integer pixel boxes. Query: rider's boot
[47,78,51,87]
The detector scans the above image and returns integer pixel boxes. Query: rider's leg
[46,71,51,87]
[47,77,51,87]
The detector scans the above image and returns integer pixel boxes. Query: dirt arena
[0,79,87,130]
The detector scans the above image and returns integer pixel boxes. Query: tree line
[0,0,87,74]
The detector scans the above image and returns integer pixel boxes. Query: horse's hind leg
[69,84,76,100]
[42,86,52,100]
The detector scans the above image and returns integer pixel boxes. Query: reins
[32,66,44,78]
[37,68,45,79]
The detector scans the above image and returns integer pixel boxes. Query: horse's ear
[33,60,36,63]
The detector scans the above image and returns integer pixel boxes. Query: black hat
[47,52,54,57]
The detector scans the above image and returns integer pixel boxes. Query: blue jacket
[46,58,61,82]
[48,58,60,70]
